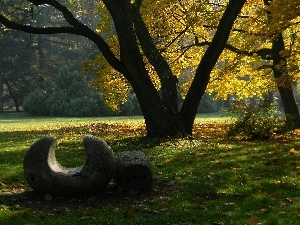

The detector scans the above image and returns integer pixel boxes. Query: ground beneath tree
[2,121,299,215]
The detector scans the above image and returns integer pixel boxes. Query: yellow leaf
[247,217,259,225]
[44,194,53,201]
[273,180,280,184]
[10,214,19,220]
[289,148,297,155]
[124,209,134,218]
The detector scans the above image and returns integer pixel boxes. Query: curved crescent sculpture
[24,135,115,197]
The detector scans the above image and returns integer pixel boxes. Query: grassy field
[0,113,299,225]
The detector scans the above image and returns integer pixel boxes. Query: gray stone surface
[24,135,115,196]
[115,151,153,191]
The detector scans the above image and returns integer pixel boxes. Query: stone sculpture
[114,151,153,191]
[24,135,115,196]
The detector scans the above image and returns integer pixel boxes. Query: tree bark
[37,34,45,71]
[272,33,300,127]
[102,0,186,138]
[0,73,4,113]
[3,79,20,112]
[180,0,247,135]
[132,6,184,135]
[263,0,300,127]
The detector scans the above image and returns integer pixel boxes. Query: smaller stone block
[115,151,153,191]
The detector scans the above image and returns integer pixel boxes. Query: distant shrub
[198,93,223,113]
[227,100,283,140]
[119,93,142,116]
[24,66,105,117]
[23,91,50,116]
[66,94,102,117]
[49,100,67,116]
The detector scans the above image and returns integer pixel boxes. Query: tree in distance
[24,66,105,117]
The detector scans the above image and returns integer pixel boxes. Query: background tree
[200,0,300,126]
[24,66,105,117]
[0,1,100,111]
[0,71,3,113]
[0,27,41,111]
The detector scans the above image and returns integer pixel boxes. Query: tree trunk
[272,33,300,127]
[37,34,45,71]
[3,79,20,112]
[132,4,186,137]
[267,91,274,103]
[180,0,247,135]
[103,0,186,138]
[127,70,186,138]
[0,73,3,113]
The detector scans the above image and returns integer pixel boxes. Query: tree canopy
[2,0,299,137]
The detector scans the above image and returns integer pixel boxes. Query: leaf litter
[1,120,299,224]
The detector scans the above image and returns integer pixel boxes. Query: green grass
[0,113,299,225]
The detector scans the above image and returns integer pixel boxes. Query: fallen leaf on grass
[289,148,298,155]
[273,180,280,184]
[44,194,53,201]
[286,198,294,204]
[116,186,123,195]
[79,215,95,220]
[124,209,134,218]
[10,214,18,220]
[88,196,96,202]
[247,217,259,225]
[160,208,168,212]
[23,211,30,219]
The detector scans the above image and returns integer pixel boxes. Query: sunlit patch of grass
[0,114,299,225]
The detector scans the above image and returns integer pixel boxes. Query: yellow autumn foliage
[206,0,300,100]
[85,0,300,108]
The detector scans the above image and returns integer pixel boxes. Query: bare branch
[224,43,273,60]
[0,2,127,74]
[257,64,273,70]
[27,0,87,28]
[0,14,80,34]
[193,37,273,60]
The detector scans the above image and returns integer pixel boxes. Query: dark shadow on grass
[146,142,300,224]
[0,180,168,213]
[109,136,170,153]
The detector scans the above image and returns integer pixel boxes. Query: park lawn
[0,114,299,225]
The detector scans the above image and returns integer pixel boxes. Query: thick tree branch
[194,37,273,60]
[257,64,273,70]
[203,24,264,37]
[181,0,247,134]
[132,2,185,134]
[28,0,86,28]
[134,0,143,10]
[132,6,174,81]
[0,14,80,34]
[224,43,273,60]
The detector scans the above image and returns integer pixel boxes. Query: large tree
[264,0,300,126]
[202,0,300,126]
[0,0,246,137]
[0,27,40,111]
